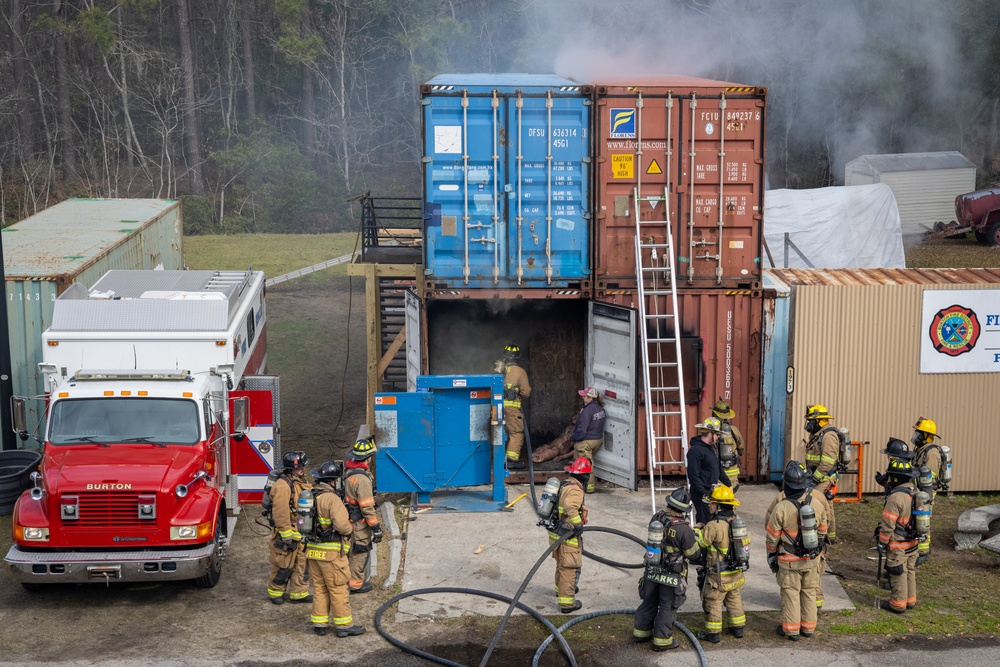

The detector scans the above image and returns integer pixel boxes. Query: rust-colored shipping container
[592,77,766,290]
[597,288,764,480]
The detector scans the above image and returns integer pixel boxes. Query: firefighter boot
[696,631,721,644]
[314,627,328,636]
[335,625,366,638]
[730,626,745,639]
[560,600,583,614]
[776,625,800,641]
[350,582,373,594]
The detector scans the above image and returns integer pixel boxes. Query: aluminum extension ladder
[633,187,689,513]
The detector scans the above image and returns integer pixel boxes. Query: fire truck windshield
[48,397,201,446]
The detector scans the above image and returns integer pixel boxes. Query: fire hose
[373,412,708,667]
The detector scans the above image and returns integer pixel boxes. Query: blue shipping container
[422,74,590,288]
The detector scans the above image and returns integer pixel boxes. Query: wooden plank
[377,327,406,376]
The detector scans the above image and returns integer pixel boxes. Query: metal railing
[359,192,422,262]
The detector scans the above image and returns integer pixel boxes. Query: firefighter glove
[875,471,886,487]
[371,525,384,543]
[767,554,778,573]
[876,541,886,555]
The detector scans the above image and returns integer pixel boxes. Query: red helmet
[564,457,593,475]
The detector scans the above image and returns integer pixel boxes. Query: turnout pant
[702,581,746,633]
[505,408,525,460]
[572,438,602,490]
[349,524,373,590]
[267,540,309,600]
[776,558,821,637]
[552,538,582,607]
[309,556,353,629]
[634,578,684,648]
[887,548,919,611]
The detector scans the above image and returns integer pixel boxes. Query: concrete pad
[396,482,853,620]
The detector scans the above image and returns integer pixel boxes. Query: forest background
[3,0,1000,233]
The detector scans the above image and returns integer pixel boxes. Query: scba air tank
[536,477,562,519]
[296,489,315,534]
[799,502,819,552]
[644,519,665,566]
[914,491,932,536]
[940,445,953,486]
[730,516,750,568]
[917,465,934,494]
[261,469,282,513]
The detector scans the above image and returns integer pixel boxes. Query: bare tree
[176,0,206,195]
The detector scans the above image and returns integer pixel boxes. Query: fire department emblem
[928,304,980,357]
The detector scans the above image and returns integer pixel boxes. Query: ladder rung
[648,363,678,369]
[646,337,678,344]
[638,243,672,249]
[642,314,677,320]
[650,411,683,417]
[642,289,677,296]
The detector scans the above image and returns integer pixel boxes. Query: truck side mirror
[231,396,249,441]
[11,397,30,441]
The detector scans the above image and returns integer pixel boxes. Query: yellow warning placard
[646,159,663,175]
[612,154,634,179]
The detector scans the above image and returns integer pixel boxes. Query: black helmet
[311,460,342,482]
[887,458,915,486]
[882,437,913,461]
[782,460,810,491]
[503,343,521,360]
[349,437,377,461]
[282,451,309,471]
[666,488,692,514]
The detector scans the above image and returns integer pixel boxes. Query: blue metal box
[373,374,505,503]
[422,75,591,288]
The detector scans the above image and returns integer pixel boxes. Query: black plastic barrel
[0,450,42,515]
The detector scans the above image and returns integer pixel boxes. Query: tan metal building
[770,268,1000,494]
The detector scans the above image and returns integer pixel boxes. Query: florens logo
[929,304,980,357]
[610,109,636,139]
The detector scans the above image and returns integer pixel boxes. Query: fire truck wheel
[194,528,223,588]
[988,221,1000,247]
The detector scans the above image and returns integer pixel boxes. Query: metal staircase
[633,187,689,512]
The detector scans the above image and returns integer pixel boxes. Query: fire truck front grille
[76,492,143,527]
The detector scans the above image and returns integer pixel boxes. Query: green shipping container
[3,199,183,442]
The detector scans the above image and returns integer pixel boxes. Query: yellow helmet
[913,417,938,439]
[503,343,521,360]
[696,416,723,434]
[349,437,377,461]
[704,484,740,507]
[805,404,833,421]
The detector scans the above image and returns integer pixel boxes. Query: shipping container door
[405,290,422,392]
[423,91,507,285]
[506,93,590,283]
[229,375,281,507]
[674,92,764,287]
[373,392,435,494]
[587,301,637,489]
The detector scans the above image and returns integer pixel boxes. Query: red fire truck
[5,269,280,589]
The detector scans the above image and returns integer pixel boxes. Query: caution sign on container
[612,154,634,179]
[646,159,663,175]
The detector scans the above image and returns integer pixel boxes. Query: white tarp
[763,183,906,269]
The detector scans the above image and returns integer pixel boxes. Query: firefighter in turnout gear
[633,488,704,651]
[266,451,313,604]
[911,417,947,565]
[571,387,606,493]
[502,344,532,466]
[765,461,829,640]
[305,462,365,638]
[802,404,838,609]
[696,485,748,644]
[877,459,921,613]
[712,399,744,491]
[343,437,382,594]
[547,457,589,613]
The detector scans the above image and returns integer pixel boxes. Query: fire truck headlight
[171,526,198,540]
[20,527,50,541]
